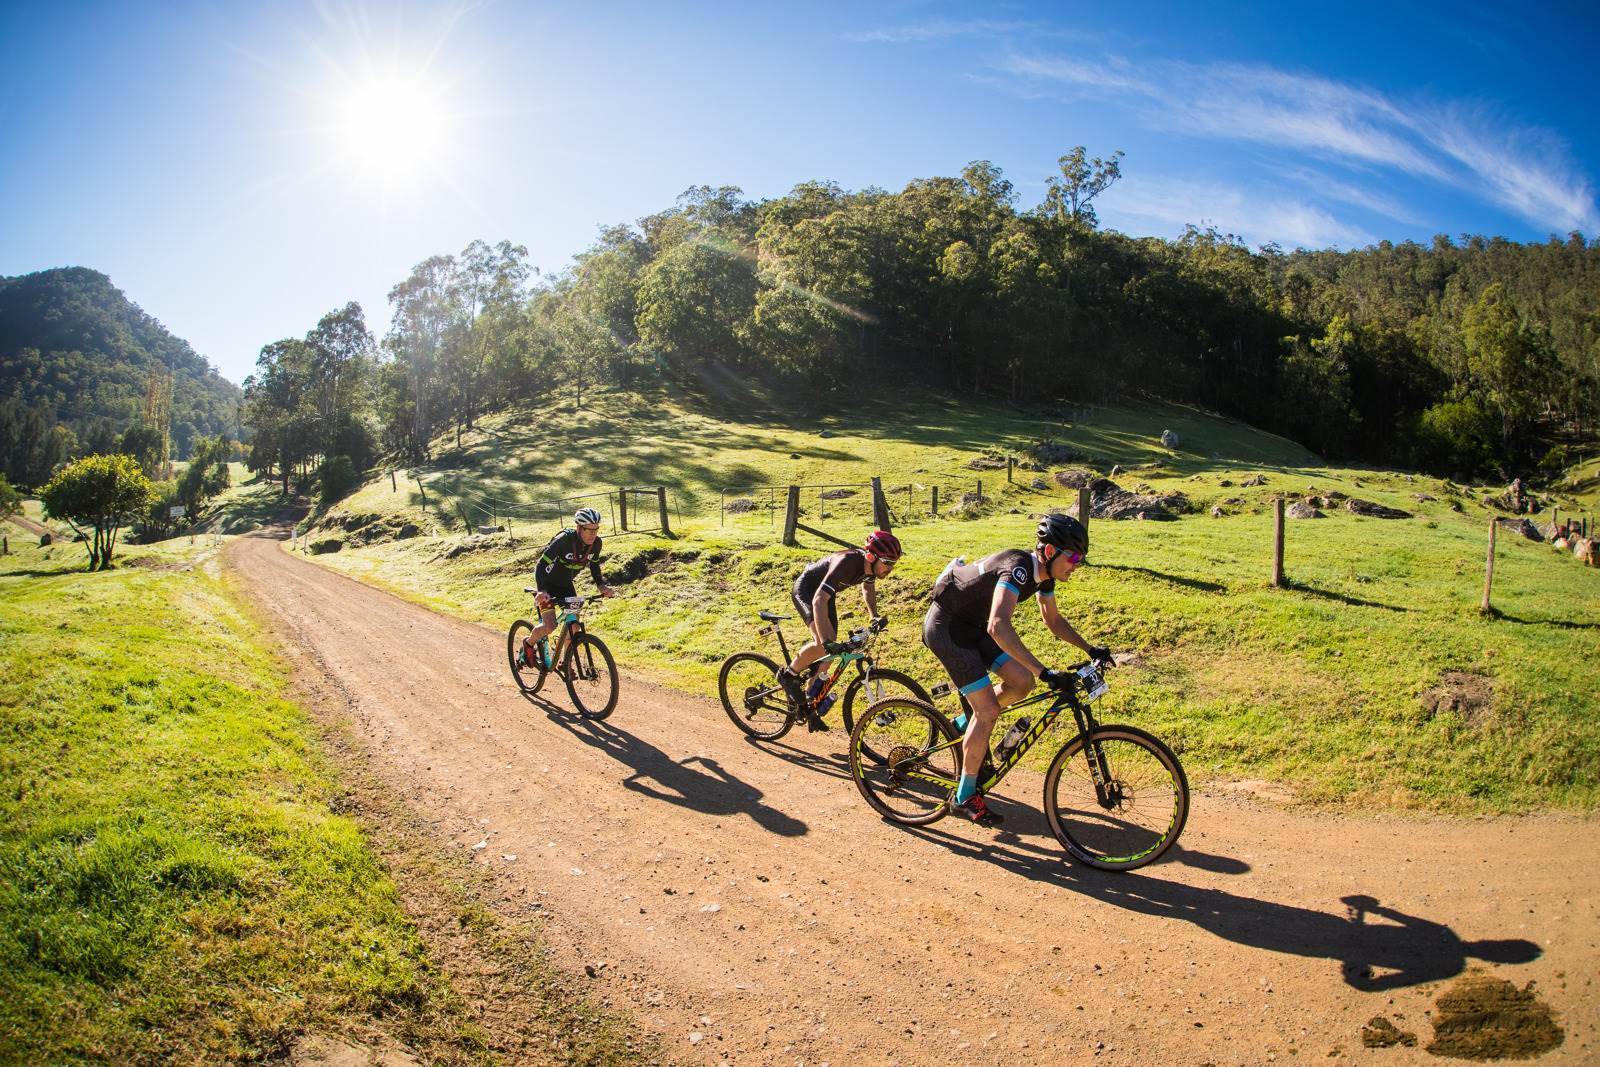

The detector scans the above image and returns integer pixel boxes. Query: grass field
[304,387,1600,814]
[0,536,643,1063]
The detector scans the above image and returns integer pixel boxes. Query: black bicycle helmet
[1036,512,1088,556]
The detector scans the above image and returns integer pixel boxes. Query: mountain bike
[717,611,929,753]
[507,591,619,718]
[848,660,1188,870]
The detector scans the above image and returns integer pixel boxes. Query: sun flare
[325,72,453,192]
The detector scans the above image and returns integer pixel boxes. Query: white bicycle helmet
[573,507,603,527]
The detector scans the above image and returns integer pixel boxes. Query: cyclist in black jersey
[518,507,616,665]
[925,513,1109,826]
[776,530,902,730]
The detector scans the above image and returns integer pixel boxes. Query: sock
[954,773,978,805]
[951,712,969,732]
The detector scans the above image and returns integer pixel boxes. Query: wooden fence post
[1078,486,1092,531]
[782,485,800,546]
[871,477,891,529]
[977,479,983,502]
[1272,497,1286,588]
[617,488,629,532]
[390,469,397,492]
[657,486,671,536]
[416,478,429,509]
[931,486,939,517]
[2,536,7,555]
[1007,457,1014,484]
[1481,518,1497,614]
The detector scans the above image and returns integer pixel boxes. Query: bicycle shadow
[741,734,855,784]
[532,697,809,838]
[901,811,1538,992]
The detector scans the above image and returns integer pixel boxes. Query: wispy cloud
[844,19,1063,44]
[1102,175,1375,250]
[991,50,1599,235]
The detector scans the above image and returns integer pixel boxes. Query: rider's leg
[524,594,558,659]
[991,657,1036,708]
[786,594,834,676]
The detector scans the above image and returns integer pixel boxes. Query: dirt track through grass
[231,530,1600,1065]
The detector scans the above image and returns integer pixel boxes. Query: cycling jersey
[791,548,873,628]
[535,527,604,602]
[930,548,1054,625]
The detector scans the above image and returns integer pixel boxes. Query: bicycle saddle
[758,610,790,622]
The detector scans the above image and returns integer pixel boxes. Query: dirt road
[228,531,1597,1065]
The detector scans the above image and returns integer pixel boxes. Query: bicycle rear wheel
[1043,725,1189,871]
[849,698,960,825]
[506,620,548,694]
[564,633,619,718]
[840,668,933,764]
[716,652,794,740]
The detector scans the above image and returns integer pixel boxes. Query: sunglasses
[577,524,600,533]
[1058,550,1084,566]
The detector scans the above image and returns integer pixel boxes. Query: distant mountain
[0,267,240,457]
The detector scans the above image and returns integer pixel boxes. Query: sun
[325,71,453,193]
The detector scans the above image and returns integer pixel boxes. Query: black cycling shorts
[535,561,577,610]
[791,581,839,633]
[922,601,1012,695]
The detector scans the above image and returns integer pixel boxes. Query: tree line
[240,151,1597,496]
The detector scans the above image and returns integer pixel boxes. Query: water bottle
[816,692,838,718]
[996,717,1031,762]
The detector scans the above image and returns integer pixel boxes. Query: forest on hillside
[243,151,1598,500]
[0,267,241,488]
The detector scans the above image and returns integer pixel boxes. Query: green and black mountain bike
[717,611,929,751]
[848,660,1189,870]
[507,591,619,718]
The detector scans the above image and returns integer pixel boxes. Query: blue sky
[3,0,1596,384]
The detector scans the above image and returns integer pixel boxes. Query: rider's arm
[1038,592,1094,655]
[862,579,879,619]
[986,585,1046,676]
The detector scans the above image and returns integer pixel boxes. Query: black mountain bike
[717,611,929,751]
[507,591,619,718]
[848,660,1189,870]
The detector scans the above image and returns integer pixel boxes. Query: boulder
[1054,469,1097,490]
[1495,517,1543,542]
[1159,429,1180,448]
[1071,478,1186,521]
[1241,474,1267,487]
[1345,498,1412,519]
[1575,538,1597,567]
[1210,505,1225,518]
[1028,440,1083,466]
[1287,501,1323,519]
[1552,537,1569,551]
[1413,493,1436,502]
[308,538,344,554]
[395,523,421,540]
[724,497,757,514]
[819,488,857,499]
[39,532,53,546]
[1030,476,1050,490]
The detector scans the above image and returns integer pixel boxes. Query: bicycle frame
[538,597,589,671]
[757,615,876,709]
[913,667,1117,805]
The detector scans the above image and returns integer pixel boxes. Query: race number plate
[1076,663,1109,702]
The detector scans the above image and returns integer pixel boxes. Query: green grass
[0,541,471,1063]
[306,387,1600,814]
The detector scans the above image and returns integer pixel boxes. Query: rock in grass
[1345,497,1412,519]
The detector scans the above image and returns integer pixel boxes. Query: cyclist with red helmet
[777,529,902,730]
[924,513,1110,826]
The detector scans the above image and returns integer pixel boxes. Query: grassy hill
[296,387,1600,813]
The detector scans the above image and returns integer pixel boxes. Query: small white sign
[169,505,186,518]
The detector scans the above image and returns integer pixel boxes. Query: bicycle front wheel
[849,698,961,825]
[1043,725,1189,871]
[840,668,933,764]
[564,633,619,718]
[716,652,794,740]
[507,620,548,694]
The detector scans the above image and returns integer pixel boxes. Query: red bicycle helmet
[864,529,903,562]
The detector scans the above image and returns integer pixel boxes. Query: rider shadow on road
[902,811,1538,993]
[743,735,855,784]
[530,696,809,839]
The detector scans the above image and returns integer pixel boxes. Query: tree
[1041,147,1124,229]
[0,474,21,520]
[39,454,154,570]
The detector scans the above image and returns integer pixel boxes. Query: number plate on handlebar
[1075,663,1109,703]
